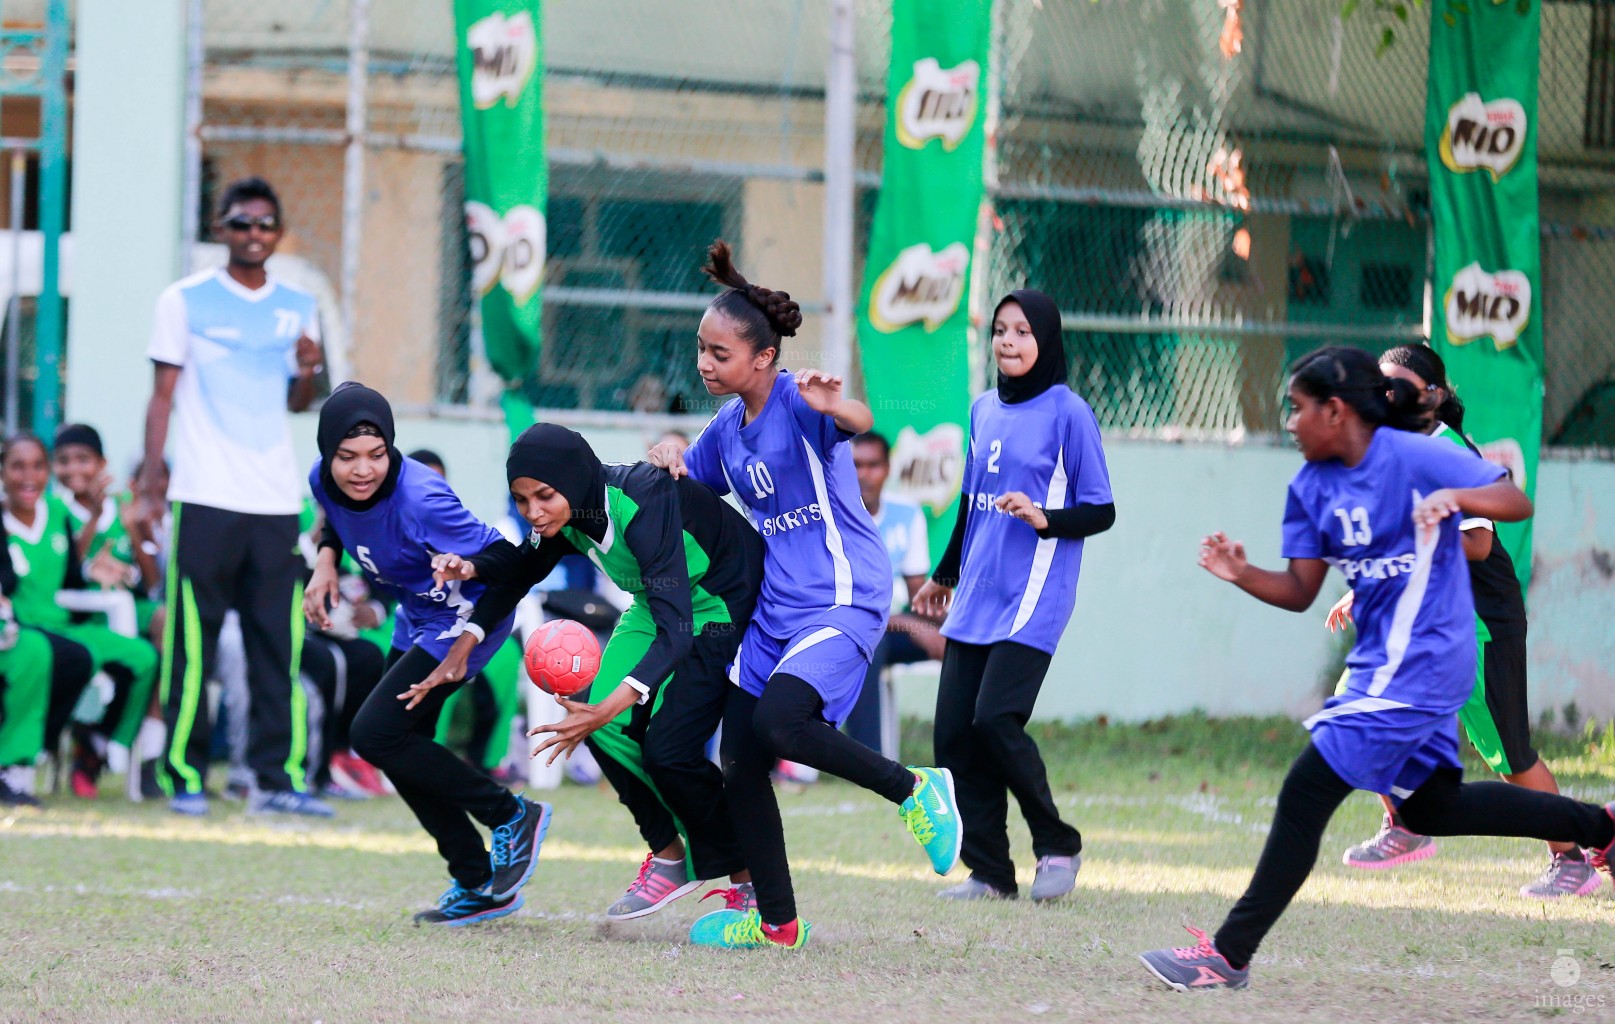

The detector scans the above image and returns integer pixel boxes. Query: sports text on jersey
[759,502,825,537]
[1327,552,1419,583]
[965,491,1043,514]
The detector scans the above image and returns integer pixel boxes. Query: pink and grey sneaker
[1341,814,1436,869]
[1139,926,1250,992]
[1520,851,1602,900]
[605,853,704,920]
[699,882,757,914]
[1584,802,1615,881]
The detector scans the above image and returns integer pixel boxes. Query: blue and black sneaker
[412,882,523,927]
[489,797,553,899]
[249,789,335,818]
[169,792,210,817]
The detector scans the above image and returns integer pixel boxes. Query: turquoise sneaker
[900,766,962,875]
[689,909,809,949]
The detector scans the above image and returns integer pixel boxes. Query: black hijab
[317,381,403,512]
[506,423,608,542]
[994,288,1067,405]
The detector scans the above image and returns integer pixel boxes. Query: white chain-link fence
[190,0,1615,447]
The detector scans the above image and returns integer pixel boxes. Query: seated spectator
[2,433,157,798]
[843,431,946,754]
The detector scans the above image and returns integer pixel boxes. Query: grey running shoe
[249,789,335,818]
[1140,926,1250,992]
[1029,854,1081,902]
[1342,814,1435,869]
[938,876,1015,900]
[1521,852,1603,899]
[697,882,756,914]
[605,853,703,920]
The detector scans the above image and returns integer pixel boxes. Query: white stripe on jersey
[1367,489,1438,698]
[775,626,842,673]
[800,437,853,607]
[1302,695,1413,730]
[1009,445,1068,637]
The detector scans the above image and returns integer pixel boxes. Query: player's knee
[970,712,1024,750]
[752,701,804,760]
[1397,769,1461,835]
[348,709,399,765]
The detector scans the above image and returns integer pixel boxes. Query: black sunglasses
[222,215,281,233]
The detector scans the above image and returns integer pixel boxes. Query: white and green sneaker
[900,766,962,876]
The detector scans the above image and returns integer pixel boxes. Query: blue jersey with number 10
[310,456,511,658]
[682,371,891,650]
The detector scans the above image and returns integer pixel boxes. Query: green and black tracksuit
[469,441,764,882]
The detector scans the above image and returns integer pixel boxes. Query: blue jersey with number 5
[310,456,510,655]
[1282,427,1505,712]
[682,371,891,648]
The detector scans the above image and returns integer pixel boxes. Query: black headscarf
[317,381,402,511]
[506,423,608,542]
[994,288,1067,405]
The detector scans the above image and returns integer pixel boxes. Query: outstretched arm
[1200,531,1328,612]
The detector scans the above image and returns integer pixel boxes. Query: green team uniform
[6,495,158,748]
[65,493,160,636]
[468,450,764,882]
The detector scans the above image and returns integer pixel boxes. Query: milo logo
[1443,262,1531,350]
[890,423,966,515]
[896,57,981,151]
[466,11,537,109]
[868,242,970,333]
[466,201,545,303]
[1439,93,1527,180]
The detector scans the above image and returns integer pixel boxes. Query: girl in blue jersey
[912,290,1115,903]
[1139,346,1615,993]
[303,383,550,927]
[647,241,962,950]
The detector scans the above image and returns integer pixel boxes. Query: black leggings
[1215,742,1615,970]
[300,634,385,789]
[349,646,521,890]
[720,673,915,925]
[41,632,96,752]
[933,638,1079,894]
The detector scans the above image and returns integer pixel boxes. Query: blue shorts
[397,610,516,678]
[731,622,874,727]
[1304,695,1463,802]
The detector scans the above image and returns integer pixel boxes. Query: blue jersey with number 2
[682,371,891,650]
[310,456,511,657]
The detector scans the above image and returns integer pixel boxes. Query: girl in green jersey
[3,434,158,797]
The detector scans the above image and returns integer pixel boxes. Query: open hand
[1412,488,1462,542]
[528,697,608,766]
[1325,589,1355,633]
[912,579,953,619]
[794,368,844,415]
[397,639,474,711]
[1198,531,1248,583]
[302,560,340,631]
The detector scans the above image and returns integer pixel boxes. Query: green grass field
[4,715,1615,1023]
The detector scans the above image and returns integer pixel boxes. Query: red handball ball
[524,618,601,697]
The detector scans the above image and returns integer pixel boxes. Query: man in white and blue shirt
[139,177,329,817]
[844,432,946,752]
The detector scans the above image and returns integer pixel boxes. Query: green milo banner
[454,0,545,387]
[856,0,991,562]
[1427,0,1542,591]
